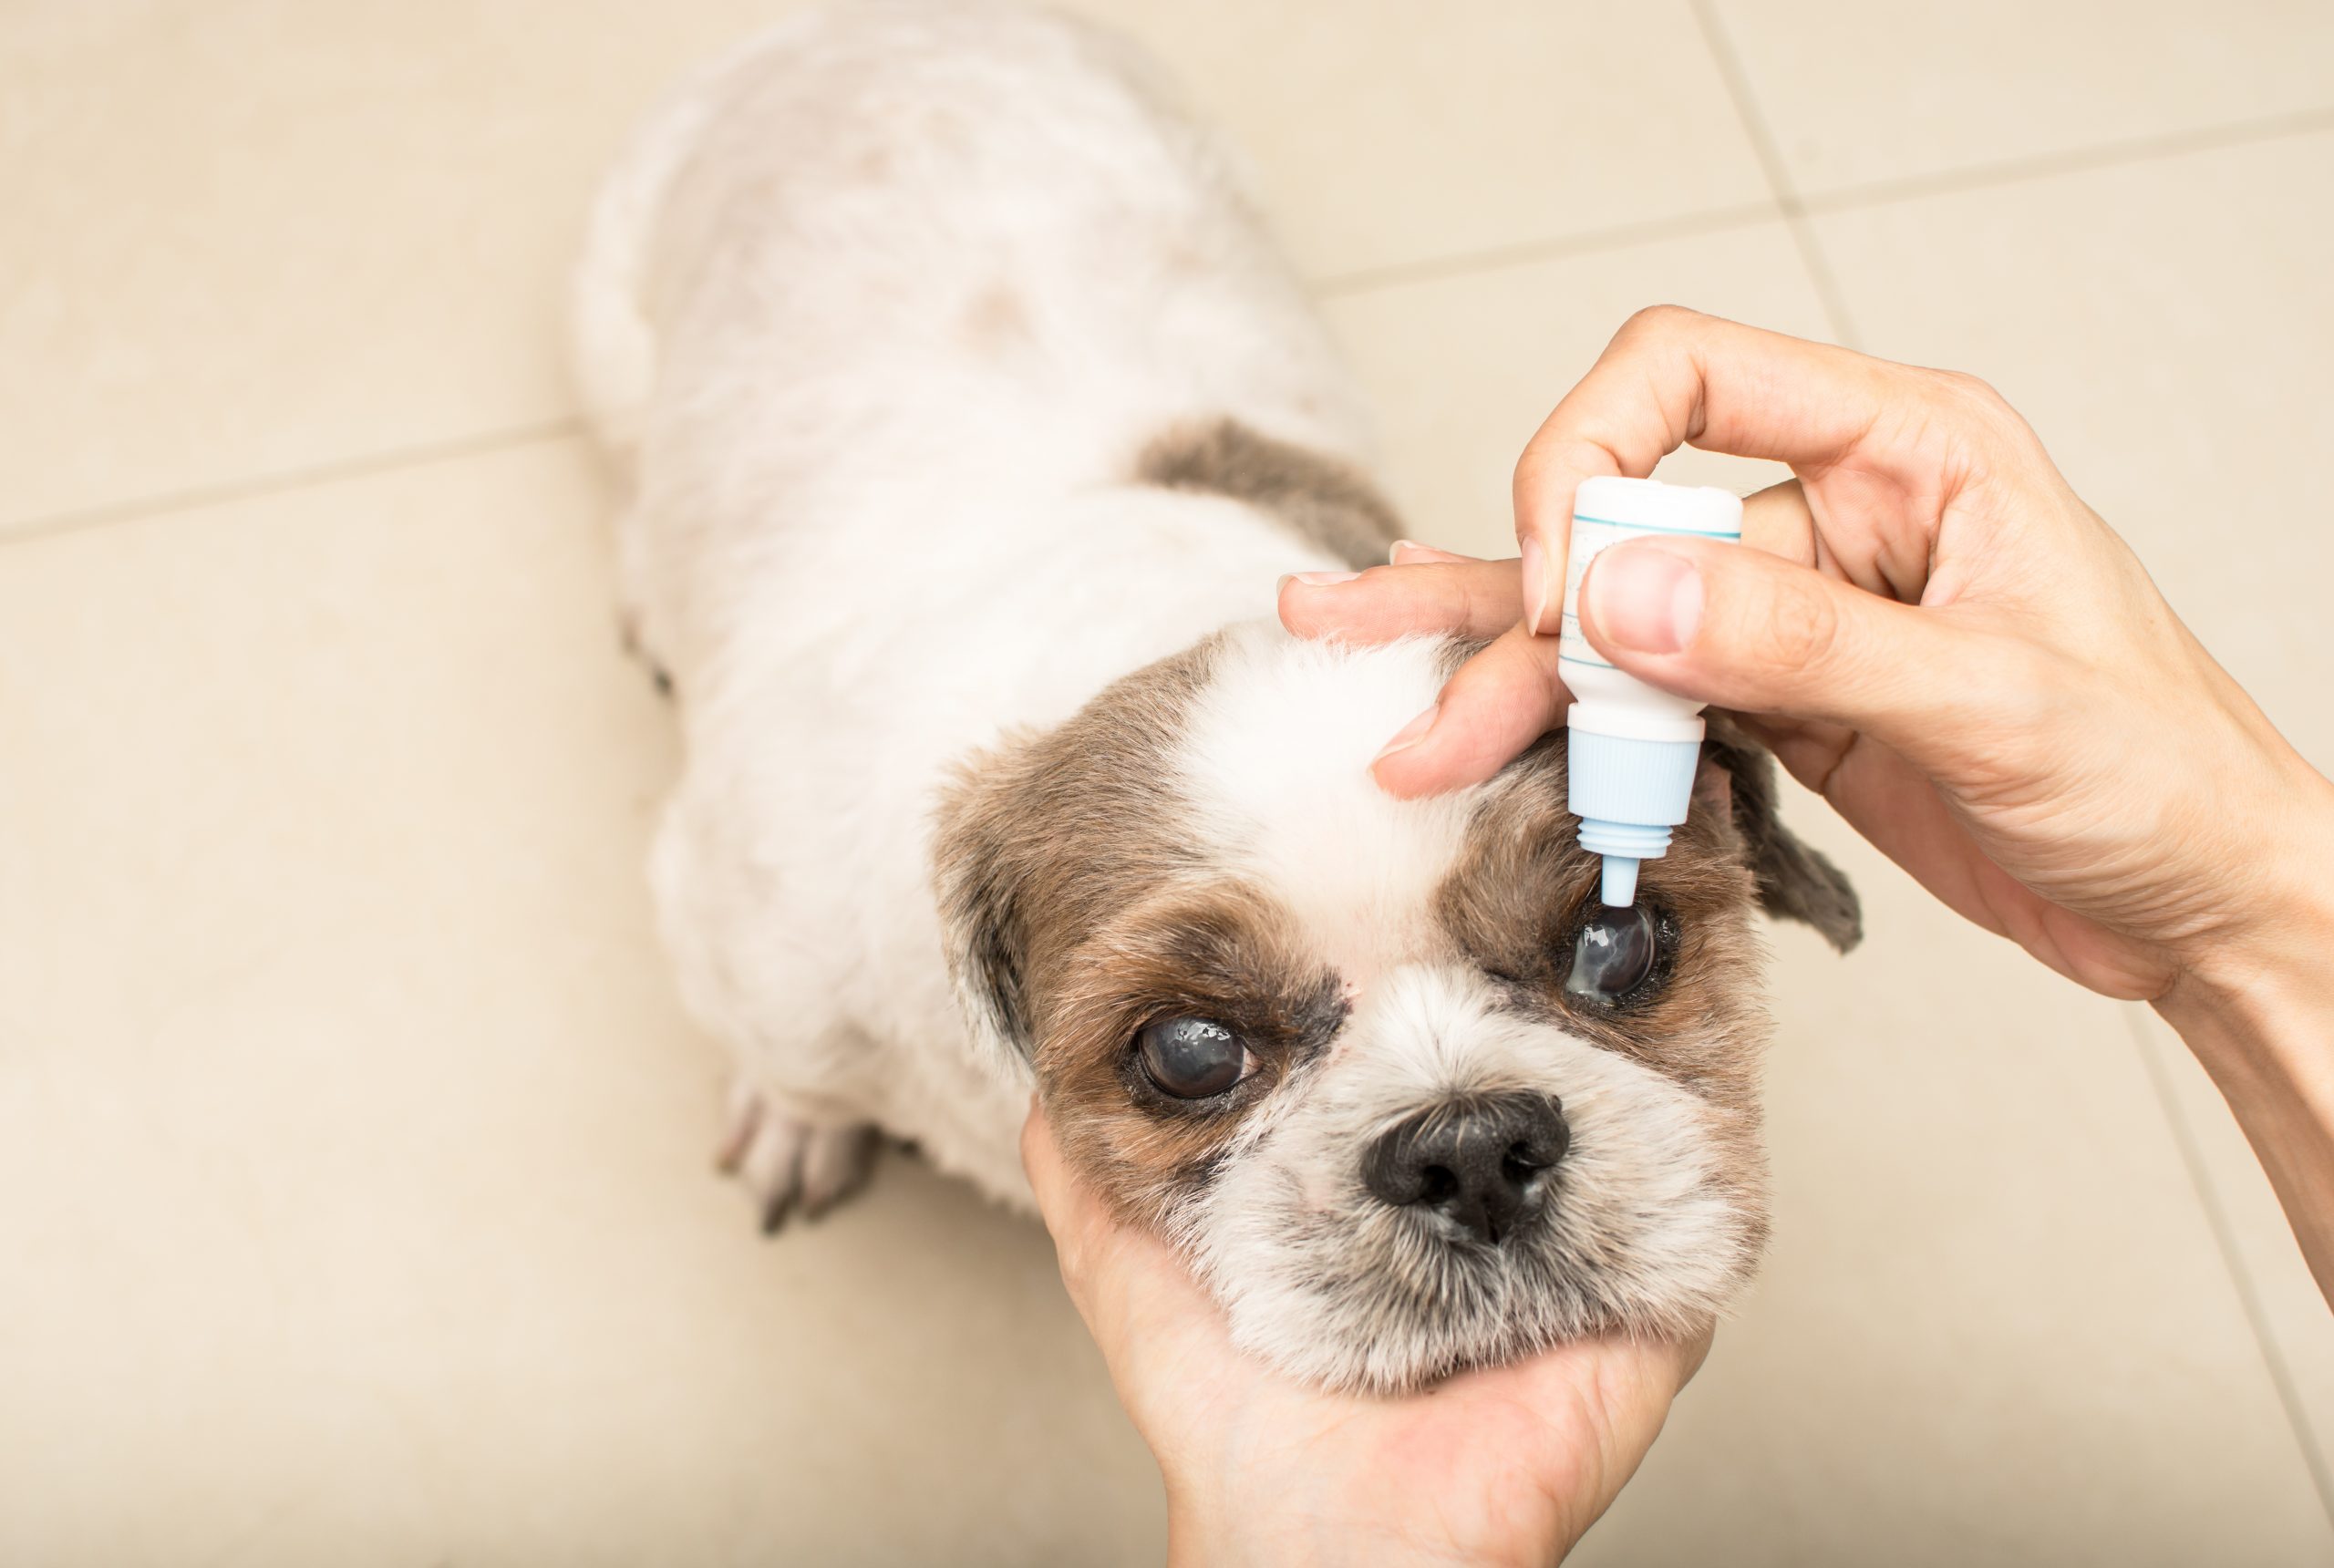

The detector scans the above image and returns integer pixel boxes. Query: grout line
[6,102,2328,545]
[1312,201,1783,296]
[1687,0,1861,349]
[1798,104,2334,216]
[1316,96,2334,308]
[2126,1003,2334,1528]
[0,418,584,546]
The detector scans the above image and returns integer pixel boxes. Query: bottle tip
[1600,856,1640,907]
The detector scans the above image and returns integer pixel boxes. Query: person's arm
[1283,305,2334,1297]
[2159,830,2334,1303]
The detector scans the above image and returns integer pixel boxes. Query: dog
[571,0,1860,1392]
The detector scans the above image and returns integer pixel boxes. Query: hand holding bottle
[1279,307,2334,1297]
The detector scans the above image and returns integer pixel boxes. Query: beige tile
[1710,0,2334,196]
[0,0,783,533]
[1582,797,2332,1564]
[2132,1006,2334,1486]
[1812,129,2334,773]
[0,0,1768,533]
[1325,218,1832,561]
[0,442,1161,1566]
[1068,0,1771,285]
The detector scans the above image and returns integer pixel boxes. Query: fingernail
[1373,703,1439,764]
[1292,570,1361,587]
[1389,539,1420,564]
[1520,534,1551,635]
[1585,544,1702,654]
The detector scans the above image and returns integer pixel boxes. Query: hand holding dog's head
[935,624,1856,1391]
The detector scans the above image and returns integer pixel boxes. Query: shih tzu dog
[572,0,1859,1392]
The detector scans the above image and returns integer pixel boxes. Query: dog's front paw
[713,1080,878,1233]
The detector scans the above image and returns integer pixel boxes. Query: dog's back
[575,1,1372,676]
[574,2,1393,1205]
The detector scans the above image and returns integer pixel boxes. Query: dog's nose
[1361,1092,1568,1245]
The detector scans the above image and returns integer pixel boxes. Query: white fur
[1187,967,1752,1389]
[580,2,1763,1387]
[575,1,1368,1207]
[1179,627,1476,985]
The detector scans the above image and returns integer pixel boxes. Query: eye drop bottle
[1555,476,1743,908]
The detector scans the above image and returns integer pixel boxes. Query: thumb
[1580,536,2005,763]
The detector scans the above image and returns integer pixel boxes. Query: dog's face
[934,624,1859,1392]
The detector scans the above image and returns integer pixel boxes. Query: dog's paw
[713,1080,878,1233]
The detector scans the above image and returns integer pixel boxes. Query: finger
[1019,1099,1103,1286]
[1389,539,1480,565]
[1279,559,1524,644]
[1512,308,1934,632]
[1738,478,1817,566]
[1370,622,1568,798]
[1020,1103,1243,1429]
[1577,534,2020,771]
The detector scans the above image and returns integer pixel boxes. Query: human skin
[1020,1109,1705,1567]
[1028,307,2334,1563]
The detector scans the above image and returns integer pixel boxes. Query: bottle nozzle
[1599,855,1640,907]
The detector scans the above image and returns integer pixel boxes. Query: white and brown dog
[572,0,1859,1392]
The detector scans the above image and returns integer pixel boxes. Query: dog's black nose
[1361,1092,1568,1245]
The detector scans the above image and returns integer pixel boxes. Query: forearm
[2157,777,2334,1304]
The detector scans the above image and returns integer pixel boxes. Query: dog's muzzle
[1360,1091,1569,1246]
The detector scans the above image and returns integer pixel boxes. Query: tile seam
[9,106,2329,540]
[2126,1002,2334,1530]
[0,418,584,546]
[1686,0,1861,349]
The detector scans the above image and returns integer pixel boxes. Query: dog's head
[933,623,1858,1391]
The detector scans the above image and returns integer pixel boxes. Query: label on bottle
[1556,509,1740,671]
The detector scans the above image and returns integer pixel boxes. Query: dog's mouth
[1182,1085,1756,1393]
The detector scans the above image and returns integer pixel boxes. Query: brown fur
[935,636,1856,1260]
[1433,736,1776,1223]
[932,636,1346,1222]
[1038,884,1346,1217]
[1134,418,1403,570]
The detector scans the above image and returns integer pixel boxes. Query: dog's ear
[1699,714,1863,953]
[931,735,1042,1084]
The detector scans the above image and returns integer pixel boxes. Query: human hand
[1282,308,2334,1006]
[1021,1105,1706,1568]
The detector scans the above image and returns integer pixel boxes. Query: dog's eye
[1564,904,1660,1006]
[1136,1016,1248,1099]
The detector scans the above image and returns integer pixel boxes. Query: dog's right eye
[1136,1016,1249,1099]
[1564,903,1663,1006]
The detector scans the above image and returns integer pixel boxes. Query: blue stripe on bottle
[1573,512,1740,538]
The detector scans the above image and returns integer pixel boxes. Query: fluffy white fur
[1178,627,1477,986]
[576,0,1773,1389]
[573,1,1366,1205]
[1184,966,1750,1389]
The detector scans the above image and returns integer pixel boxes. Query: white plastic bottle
[1554,476,1744,906]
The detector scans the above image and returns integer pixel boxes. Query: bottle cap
[1566,718,1703,905]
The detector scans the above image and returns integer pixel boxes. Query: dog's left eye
[1564,904,1662,1006]
[1136,1016,1248,1099]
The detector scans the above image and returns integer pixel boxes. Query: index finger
[1515,307,1899,633]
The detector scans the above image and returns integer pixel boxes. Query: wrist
[2153,765,2334,1305]
[1163,1491,1575,1568]
[2164,760,2334,1024]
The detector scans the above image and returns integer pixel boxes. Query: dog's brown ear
[930,736,1043,1083]
[1700,715,1863,953]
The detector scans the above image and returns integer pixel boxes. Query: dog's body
[575,1,1857,1391]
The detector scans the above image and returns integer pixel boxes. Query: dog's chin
[1197,1199,1750,1394]
[1172,1011,1764,1394]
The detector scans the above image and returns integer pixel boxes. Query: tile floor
[5,2,2330,1563]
